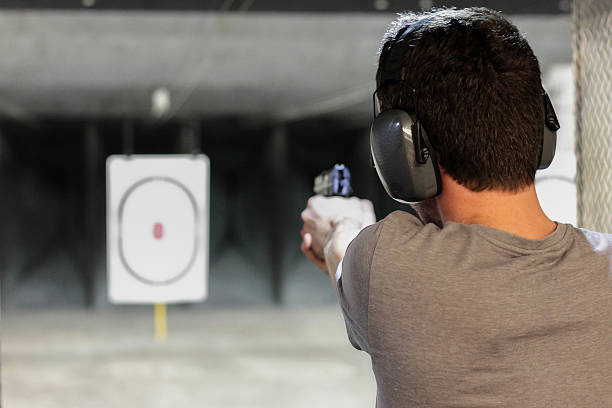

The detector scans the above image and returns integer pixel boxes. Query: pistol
[313,164,352,197]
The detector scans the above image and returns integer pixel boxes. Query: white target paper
[106,155,209,304]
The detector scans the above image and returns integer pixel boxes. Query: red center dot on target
[153,222,164,240]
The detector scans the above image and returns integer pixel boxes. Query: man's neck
[437,174,557,240]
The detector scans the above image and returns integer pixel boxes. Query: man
[300,7,612,408]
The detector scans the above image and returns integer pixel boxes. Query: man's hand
[300,195,376,283]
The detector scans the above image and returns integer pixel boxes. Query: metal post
[267,124,288,304]
[179,120,202,154]
[84,122,101,307]
[122,120,134,156]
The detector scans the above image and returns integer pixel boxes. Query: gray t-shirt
[337,210,612,407]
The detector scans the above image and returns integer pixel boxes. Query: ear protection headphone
[370,17,561,204]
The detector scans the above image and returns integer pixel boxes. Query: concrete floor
[2,307,376,408]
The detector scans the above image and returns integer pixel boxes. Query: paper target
[106,155,209,304]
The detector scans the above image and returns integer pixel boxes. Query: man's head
[375,7,544,192]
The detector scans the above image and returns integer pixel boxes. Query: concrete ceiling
[0,11,571,122]
[0,0,572,14]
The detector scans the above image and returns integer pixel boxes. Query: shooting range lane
[2,307,376,408]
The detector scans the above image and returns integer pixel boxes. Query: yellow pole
[154,303,167,343]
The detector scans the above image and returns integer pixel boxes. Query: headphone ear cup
[412,122,431,165]
[539,93,559,169]
[370,110,442,203]
[538,126,557,170]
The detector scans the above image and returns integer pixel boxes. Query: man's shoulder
[351,210,423,247]
[378,210,425,236]
[377,209,440,242]
[383,209,423,225]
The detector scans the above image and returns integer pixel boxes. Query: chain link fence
[573,0,612,231]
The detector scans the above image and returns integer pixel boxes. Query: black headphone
[370,18,561,204]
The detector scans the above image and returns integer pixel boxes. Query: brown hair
[376,7,544,192]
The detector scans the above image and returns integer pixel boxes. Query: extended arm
[300,196,376,286]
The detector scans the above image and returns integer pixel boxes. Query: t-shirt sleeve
[336,221,385,353]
